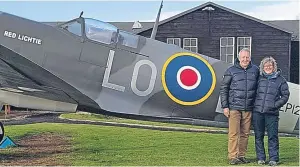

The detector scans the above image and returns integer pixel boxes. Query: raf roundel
[162,52,216,105]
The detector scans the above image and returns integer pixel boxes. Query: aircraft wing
[0,58,78,112]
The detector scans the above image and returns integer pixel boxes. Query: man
[220,48,259,165]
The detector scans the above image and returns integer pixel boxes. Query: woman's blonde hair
[259,56,278,75]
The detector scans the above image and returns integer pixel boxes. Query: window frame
[237,37,252,54]
[183,38,198,53]
[220,37,235,64]
[167,38,181,47]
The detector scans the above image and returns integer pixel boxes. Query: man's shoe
[238,157,250,163]
[258,160,265,165]
[229,158,241,165]
[268,161,278,166]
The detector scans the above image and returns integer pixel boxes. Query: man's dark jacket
[220,59,259,111]
[253,70,290,116]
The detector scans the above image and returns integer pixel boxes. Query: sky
[0,0,299,22]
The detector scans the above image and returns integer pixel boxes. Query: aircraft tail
[150,0,163,39]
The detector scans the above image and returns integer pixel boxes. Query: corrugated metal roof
[266,20,299,41]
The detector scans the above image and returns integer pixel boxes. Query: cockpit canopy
[59,18,138,48]
[85,18,117,45]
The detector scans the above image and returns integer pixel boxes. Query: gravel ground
[0,132,72,166]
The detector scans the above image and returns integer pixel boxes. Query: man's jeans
[252,112,279,162]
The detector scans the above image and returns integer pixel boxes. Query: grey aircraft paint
[0,11,298,134]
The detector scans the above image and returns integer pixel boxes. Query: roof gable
[138,2,292,34]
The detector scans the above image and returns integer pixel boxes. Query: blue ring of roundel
[165,55,213,102]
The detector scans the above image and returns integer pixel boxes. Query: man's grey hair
[238,48,251,60]
[259,56,278,75]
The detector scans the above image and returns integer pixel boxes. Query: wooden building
[134,2,298,83]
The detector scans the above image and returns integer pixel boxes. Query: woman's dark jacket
[253,70,290,116]
[220,59,259,111]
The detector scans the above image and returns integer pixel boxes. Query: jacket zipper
[245,69,247,110]
[262,78,269,113]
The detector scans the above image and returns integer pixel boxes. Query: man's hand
[223,108,230,117]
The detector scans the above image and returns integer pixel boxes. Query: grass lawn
[2,123,299,166]
[61,113,228,130]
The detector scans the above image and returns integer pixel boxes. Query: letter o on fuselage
[131,60,157,96]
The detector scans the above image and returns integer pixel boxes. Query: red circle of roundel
[180,69,197,86]
[176,66,201,91]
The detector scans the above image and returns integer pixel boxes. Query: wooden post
[4,104,10,119]
[7,105,10,114]
[4,104,7,119]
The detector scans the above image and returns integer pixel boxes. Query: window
[60,20,82,36]
[220,37,235,64]
[237,37,251,54]
[183,38,198,53]
[84,18,118,44]
[118,31,139,48]
[167,38,181,47]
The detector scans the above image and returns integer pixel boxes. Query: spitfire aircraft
[0,10,299,141]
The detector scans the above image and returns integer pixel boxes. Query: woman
[252,56,290,166]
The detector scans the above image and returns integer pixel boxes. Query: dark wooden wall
[139,5,291,80]
[290,41,299,84]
